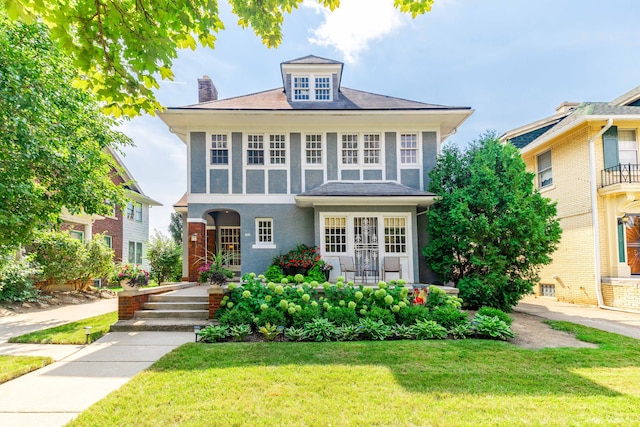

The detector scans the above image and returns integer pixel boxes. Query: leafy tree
[2,0,435,115]
[423,132,561,311]
[0,16,130,250]
[147,231,182,283]
[169,212,183,245]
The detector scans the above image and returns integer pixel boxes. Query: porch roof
[295,181,436,208]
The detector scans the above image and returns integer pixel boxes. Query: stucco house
[160,55,473,283]
[502,86,640,310]
[61,147,161,270]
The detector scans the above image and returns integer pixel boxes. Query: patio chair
[339,256,356,282]
[383,256,401,281]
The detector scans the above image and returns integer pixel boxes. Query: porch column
[187,219,206,282]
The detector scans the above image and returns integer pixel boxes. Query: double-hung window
[384,217,406,253]
[292,75,332,101]
[537,150,553,188]
[305,134,323,165]
[363,134,381,164]
[128,241,143,264]
[247,135,264,165]
[341,134,359,165]
[255,218,273,246]
[293,77,310,100]
[315,77,331,100]
[324,217,347,253]
[400,134,418,164]
[134,202,142,222]
[125,202,134,220]
[619,129,638,165]
[210,134,228,165]
[269,135,286,165]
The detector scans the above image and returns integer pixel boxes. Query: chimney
[198,75,218,103]
[555,101,579,114]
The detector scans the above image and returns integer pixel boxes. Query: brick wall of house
[93,210,124,262]
[601,282,640,310]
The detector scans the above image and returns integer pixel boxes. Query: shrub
[0,256,40,303]
[146,231,181,283]
[477,306,513,325]
[394,324,416,340]
[284,327,306,342]
[303,318,336,342]
[265,265,283,283]
[255,307,286,327]
[472,314,515,340]
[258,323,282,341]
[333,325,361,341]
[291,306,321,328]
[429,306,469,330]
[395,304,431,326]
[412,319,448,340]
[426,286,462,311]
[366,306,396,326]
[29,230,85,286]
[229,324,252,341]
[217,307,254,326]
[198,325,229,343]
[325,306,358,326]
[358,318,393,341]
[449,321,474,340]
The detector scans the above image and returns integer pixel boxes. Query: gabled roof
[107,147,162,206]
[610,86,640,106]
[175,87,469,111]
[281,55,343,65]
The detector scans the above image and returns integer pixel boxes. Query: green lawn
[68,321,640,426]
[0,355,53,384]
[8,312,117,344]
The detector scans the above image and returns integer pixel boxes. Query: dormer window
[293,75,332,101]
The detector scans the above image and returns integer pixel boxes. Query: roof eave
[294,195,435,208]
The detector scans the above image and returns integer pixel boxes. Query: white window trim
[398,132,420,166]
[338,132,384,170]
[292,73,333,102]
[252,217,276,249]
[303,133,325,168]
[209,133,231,167]
[537,149,553,189]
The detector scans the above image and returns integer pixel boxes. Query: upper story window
[305,134,323,165]
[363,134,381,164]
[619,129,638,165]
[293,77,310,100]
[341,134,359,165]
[247,134,264,165]
[400,133,418,164]
[134,202,143,222]
[293,75,332,101]
[269,134,286,165]
[210,134,228,165]
[125,202,134,220]
[537,150,553,188]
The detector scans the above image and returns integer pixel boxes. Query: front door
[354,217,379,278]
[625,215,640,274]
[219,226,241,272]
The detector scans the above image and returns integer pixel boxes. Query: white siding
[122,201,152,270]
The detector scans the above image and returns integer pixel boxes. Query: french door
[219,226,241,270]
[354,217,379,277]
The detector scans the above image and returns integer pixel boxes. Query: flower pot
[120,280,138,291]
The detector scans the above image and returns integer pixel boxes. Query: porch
[601,277,640,312]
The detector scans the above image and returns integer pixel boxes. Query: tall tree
[423,133,561,311]
[169,212,183,245]
[0,16,129,250]
[2,0,435,116]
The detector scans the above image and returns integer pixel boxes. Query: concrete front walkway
[515,295,640,340]
[0,331,192,427]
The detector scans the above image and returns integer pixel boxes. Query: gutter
[588,118,613,309]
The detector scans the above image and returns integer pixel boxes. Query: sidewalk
[515,295,640,340]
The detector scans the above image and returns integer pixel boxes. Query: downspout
[589,118,613,308]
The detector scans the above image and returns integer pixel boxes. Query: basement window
[539,283,555,297]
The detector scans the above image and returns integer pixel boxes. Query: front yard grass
[8,312,117,344]
[0,355,53,384]
[68,321,640,426]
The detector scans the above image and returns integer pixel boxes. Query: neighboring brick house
[61,147,161,271]
[159,55,473,283]
[502,87,640,310]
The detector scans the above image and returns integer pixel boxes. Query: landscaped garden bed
[197,273,514,343]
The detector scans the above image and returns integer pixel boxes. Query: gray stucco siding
[188,203,314,275]
[232,132,243,194]
[341,170,360,180]
[190,132,206,193]
[363,170,382,180]
[290,133,302,194]
[327,133,338,180]
[268,170,288,194]
[209,169,229,194]
[400,169,421,190]
[305,169,324,191]
[246,170,265,194]
[422,131,437,190]
[385,132,397,181]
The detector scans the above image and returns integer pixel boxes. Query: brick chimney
[198,75,218,103]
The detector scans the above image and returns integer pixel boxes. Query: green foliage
[423,133,562,311]
[284,327,305,342]
[325,306,359,326]
[265,265,283,283]
[472,314,515,340]
[426,286,462,311]
[8,311,117,344]
[333,325,361,342]
[477,306,513,325]
[256,307,286,328]
[168,212,183,245]
[428,306,469,330]
[365,306,396,326]
[358,318,393,341]
[0,17,129,249]
[411,319,448,340]
[146,231,181,283]
[258,323,282,342]
[83,234,116,281]
[198,325,229,343]
[198,251,234,285]
[449,321,474,340]
[229,324,251,342]
[217,307,254,327]
[303,318,336,342]
[393,324,416,340]
[3,1,435,116]
[0,256,40,302]
[291,306,320,328]
[395,304,431,326]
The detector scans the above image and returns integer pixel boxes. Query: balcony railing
[601,163,640,187]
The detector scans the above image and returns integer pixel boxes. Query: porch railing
[601,163,640,187]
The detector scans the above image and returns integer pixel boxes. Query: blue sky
[120,0,640,234]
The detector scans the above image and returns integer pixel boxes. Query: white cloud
[303,0,408,63]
